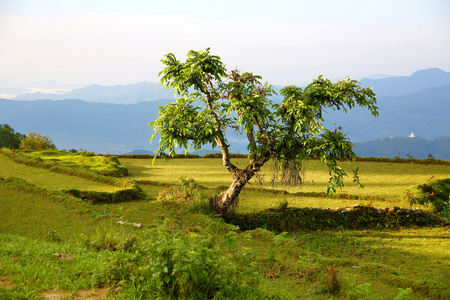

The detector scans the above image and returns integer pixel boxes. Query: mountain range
[10,81,175,104]
[1,68,449,158]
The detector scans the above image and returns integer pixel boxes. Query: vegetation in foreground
[1,149,449,299]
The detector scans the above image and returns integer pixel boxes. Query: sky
[0,0,449,87]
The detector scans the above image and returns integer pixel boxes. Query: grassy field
[0,154,124,192]
[121,157,450,212]
[1,152,449,299]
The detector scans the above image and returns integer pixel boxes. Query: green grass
[23,149,128,177]
[1,154,449,299]
[0,154,124,193]
[121,158,450,212]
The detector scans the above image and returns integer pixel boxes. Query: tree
[20,131,56,151]
[150,48,378,214]
[0,124,25,149]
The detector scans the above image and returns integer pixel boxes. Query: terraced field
[0,151,449,299]
[0,154,124,192]
[120,157,450,212]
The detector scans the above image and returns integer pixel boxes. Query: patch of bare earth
[0,275,14,289]
[41,288,108,299]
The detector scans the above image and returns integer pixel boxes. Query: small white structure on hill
[409,132,415,138]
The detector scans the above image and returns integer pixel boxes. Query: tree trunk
[211,169,254,215]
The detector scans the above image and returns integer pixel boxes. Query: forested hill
[354,136,450,160]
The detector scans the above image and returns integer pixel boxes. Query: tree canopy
[0,124,25,149]
[150,48,378,214]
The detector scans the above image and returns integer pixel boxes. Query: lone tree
[150,48,378,214]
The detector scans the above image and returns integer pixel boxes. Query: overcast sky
[1,0,449,86]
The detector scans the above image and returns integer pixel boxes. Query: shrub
[143,223,274,299]
[19,131,56,151]
[227,205,448,231]
[405,178,450,216]
[156,178,212,215]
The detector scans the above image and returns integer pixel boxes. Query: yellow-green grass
[1,169,449,299]
[0,178,99,241]
[0,154,123,192]
[120,158,450,212]
[16,149,128,177]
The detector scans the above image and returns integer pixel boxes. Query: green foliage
[25,149,129,177]
[0,124,25,149]
[84,225,137,252]
[144,222,272,299]
[356,155,450,165]
[347,283,379,299]
[228,205,448,231]
[64,186,147,204]
[19,131,56,151]
[156,178,213,215]
[405,178,450,216]
[393,288,414,300]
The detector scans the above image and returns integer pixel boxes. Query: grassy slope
[1,156,449,299]
[0,155,124,192]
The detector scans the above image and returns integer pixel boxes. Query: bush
[143,223,274,299]
[65,186,147,204]
[19,131,56,151]
[227,205,448,231]
[156,178,213,215]
[405,178,450,216]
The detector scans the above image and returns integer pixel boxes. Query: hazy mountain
[354,136,450,160]
[11,68,450,104]
[1,81,449,156]
[14,82,175,104]
[1,80,87,99]
[2,68,449,156]
[0,98,171,153]
[360,68,450,97]
[324,83,450,142]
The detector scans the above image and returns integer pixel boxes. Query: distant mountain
[10,68,450,103]
[0,98,172,153]
[124,149,154,155]
[360,68,450,97]
[323,83,450,142]
[14,82,175,104]
[2,67,449,156]
[1,81,449,156]
[354,136,450,160]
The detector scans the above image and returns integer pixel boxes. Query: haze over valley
[1,68,449,159]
